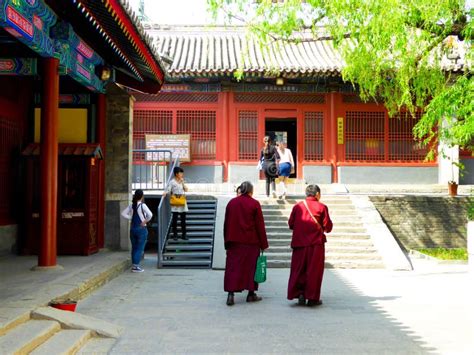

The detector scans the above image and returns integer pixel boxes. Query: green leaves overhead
[208,0,473,153]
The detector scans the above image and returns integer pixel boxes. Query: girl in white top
[121,189,153,272]
[162,166,189,240]
[276,142,294,199]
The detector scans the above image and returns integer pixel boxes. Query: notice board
[145,134,191,162]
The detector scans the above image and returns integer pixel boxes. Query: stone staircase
[0,307,119,354]
[259,196,385,268]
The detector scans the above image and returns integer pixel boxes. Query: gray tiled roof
[145,25,469,79]
[146,25,344,78]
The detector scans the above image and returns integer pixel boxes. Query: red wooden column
[38,58,59,267]
[329,92,338,183]
[221,92,230,181]
[96,94,106,248]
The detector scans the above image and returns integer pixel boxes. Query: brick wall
[370,196,469,249]
[104,84,134,250]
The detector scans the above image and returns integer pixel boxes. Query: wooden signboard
[145,134,191,162]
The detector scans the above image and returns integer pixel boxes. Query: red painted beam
[39,58,59,267]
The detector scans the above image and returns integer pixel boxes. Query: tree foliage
[208,0,473,153]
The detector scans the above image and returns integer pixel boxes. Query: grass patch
[416,248,468,261]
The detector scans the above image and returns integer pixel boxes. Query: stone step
[77,337,117,355]
[267,238,375,247]
[263,220,364,227]
[265,252,382,261]
[261,210,359,216]
[266,245,379,254]
[187,209,216,214]
[260,203,355,210]
[0,320,60,354]
[267,260,385,268]
[266,232,371,239]
[30,329,91,355]
[265,226,367,233]
[263,215,362,222]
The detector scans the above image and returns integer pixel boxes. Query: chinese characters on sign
[337,117,344,144]
[145,134,191,162]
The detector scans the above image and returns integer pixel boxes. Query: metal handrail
[132,149,173,191]
[157,155,180,268]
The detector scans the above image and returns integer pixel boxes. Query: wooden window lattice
[235,93,325,104]
[134,93,219,103]
[238,110,258,160]
[133,110,173,161]
[177,110,216,160]
[389,112,427,161]
[304,112,324,161]
[345,111,385,161]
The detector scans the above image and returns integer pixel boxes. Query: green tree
[208,0,473,156]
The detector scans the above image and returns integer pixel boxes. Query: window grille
[234,93,325,104]
[345,111,385,161]
[238,110,258,160]
[389,112,427,161]
[177,110,216,160]
[304,112,324,161]
[0,117,21,224]
[133,110,173,161]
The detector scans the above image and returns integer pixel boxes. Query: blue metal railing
[157,156,180,268]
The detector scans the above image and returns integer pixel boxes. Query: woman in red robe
[287,185,333,307]
[224,181,269,306]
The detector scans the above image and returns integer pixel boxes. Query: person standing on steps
[276,141,294,199]
[163,166,188,241]
[223,181,269,306]
[287,184,333,306]
[260,136,280,198]
[121,189,153,273]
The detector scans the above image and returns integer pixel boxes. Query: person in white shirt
[276,142,294,199]
[121,189,153,272]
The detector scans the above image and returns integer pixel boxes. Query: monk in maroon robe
[224,181,269,306]
[287,184,333,307]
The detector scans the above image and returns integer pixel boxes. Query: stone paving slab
[78,256,474,354]
[0,251,130,335]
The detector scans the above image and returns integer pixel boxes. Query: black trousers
[264,161,277,196]
[172,212,186,239]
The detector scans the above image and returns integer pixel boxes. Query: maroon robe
[287,197,333,302]
[224,194,269,292]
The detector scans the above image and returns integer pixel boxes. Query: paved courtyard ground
[78,255,473,354]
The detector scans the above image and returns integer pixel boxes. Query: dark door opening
[265,118,297,178]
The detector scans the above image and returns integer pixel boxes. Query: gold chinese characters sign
[337,117,344,145]
[145,134,191,162]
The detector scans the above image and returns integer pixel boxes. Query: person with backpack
[121,189,153,273]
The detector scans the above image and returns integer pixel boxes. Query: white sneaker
[131,266,144,273]
[272,191,277,198]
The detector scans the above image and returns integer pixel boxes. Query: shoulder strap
[303,200,321,228]
[138,203,147,220]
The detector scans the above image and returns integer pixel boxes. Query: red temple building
[0,0,165,264]
[132,25,472,186]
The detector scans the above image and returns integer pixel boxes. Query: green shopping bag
[254,252,267,283]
